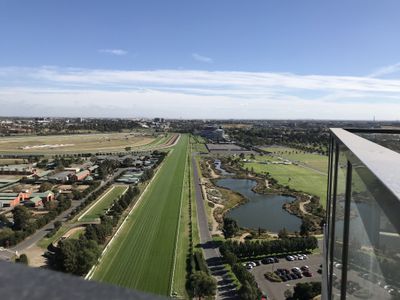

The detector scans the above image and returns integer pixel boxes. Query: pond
[216,178,302,233]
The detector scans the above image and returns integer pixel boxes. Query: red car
[303,270,313,277]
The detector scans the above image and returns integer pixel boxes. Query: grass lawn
[191,135,208,153]
[171,148,191,297]
[68,227,85,240]
[91,135,189,296]
[37,226,70,249]
[0,132,157,154]
[79,185,128,222]
[263,146,328,173]
[245,161,328,207]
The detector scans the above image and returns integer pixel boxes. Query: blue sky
[1,0,400,119]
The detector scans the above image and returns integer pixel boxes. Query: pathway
[191,154,238,300]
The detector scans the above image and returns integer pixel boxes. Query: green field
[91,135,189,295]
[245,160,328,207]
[0,132,158,154]
[263,146,328,173]
[191,135,208,153]
[79,185,128,222]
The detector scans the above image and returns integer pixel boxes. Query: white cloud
[368,62,400,78]
[192,53,213,63]
[98,49,128,56]
[0,66,400,119]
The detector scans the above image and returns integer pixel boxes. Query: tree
[223,217,239,238]
[238,280,260,300]
[54,221,62,230]
[0,214,11,227]
[12,206,31,231]
[290,282,321,300]
[278,228,289,239]
[300,217,313,236]
[39,182,53,192]
[122,157,134,166]
[189,271,217,298]
[16,254,29,265]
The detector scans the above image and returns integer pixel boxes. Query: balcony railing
[324,128,400,300]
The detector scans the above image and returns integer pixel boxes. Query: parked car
[292,267,302,274]
[273,257,279,263]
[248,261,257,267]
[301,265,309,271]
[261,258,268,264]
[286,255,295,261]
[303,271,313,277]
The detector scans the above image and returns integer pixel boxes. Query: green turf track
[80,185,128,222]
[91,134,188,295]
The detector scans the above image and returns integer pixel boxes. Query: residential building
[72,170,90,181]
[0,193,22,208]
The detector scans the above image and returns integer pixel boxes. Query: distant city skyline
[1,0,400,120]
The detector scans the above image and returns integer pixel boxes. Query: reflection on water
[216,178,302,232]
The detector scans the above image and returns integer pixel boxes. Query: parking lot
[249,253,322,300]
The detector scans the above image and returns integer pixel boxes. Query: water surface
[216,178,302,232]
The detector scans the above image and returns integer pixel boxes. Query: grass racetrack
[91,134,188,296]
[79,185,128,222]
[0,132,157,154]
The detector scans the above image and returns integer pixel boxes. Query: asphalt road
[250,254,322,300]
[191,154,238,300]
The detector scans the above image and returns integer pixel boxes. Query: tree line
[50,185,140,276]
[219,246,262,300]
[221,237,318,259]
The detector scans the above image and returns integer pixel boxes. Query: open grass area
[0,158,27,165]
[171,149,191,297]
[37,226,70,249]
[79,185,128,222]
[91,135,189,296]
[263,145,328,173]
[0,132,157,154]
[244,161,328,207]
[191,135,208,153]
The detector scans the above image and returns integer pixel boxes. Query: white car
[249,261,256,267]
[286,255,295,261]
[298,255,305,260]
[292,267,302,274]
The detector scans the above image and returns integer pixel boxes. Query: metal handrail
[330,128,400,200]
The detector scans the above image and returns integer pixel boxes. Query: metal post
[340,161,353,300]
[328,141,339,298]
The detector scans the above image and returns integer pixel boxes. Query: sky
[1,0,400,120]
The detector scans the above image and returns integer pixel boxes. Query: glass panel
[331,143,348,299]
[345,163,400,299]
[356,132,400,154]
